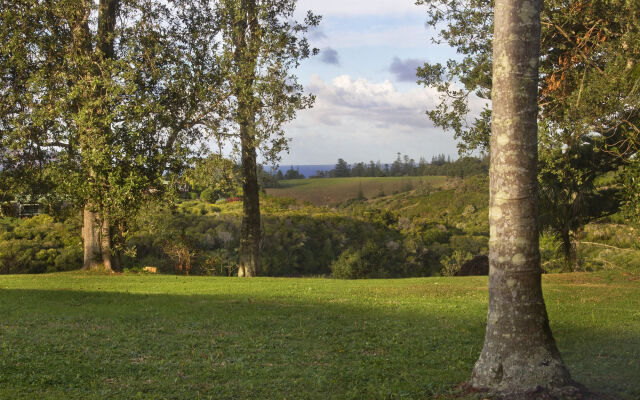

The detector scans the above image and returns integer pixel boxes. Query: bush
[330,240,411,279]
[440,250,472,276]
[200,188,217,203]
[0,215,82,274]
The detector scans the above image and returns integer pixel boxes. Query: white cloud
[304,74,441,130]
[280,75,460,164]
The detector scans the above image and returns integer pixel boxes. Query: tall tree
[218,0,318,277]
[417,0,640,270]
[470,0,581,396]
[417,0,640,156]
[1,0,225,270]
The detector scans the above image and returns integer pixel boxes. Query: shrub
[0,215,82,274]
[200,188,217,203]
[330,240,409,279]
[440,250,473,276]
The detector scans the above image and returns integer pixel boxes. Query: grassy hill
[4,174,639,278]
[0,271,638,399]
[265,176,448,206]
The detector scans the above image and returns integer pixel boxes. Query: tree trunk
[234,0,261,277]
[82,206,114,272]
[97,0,118,59]
[101,217,113,271]
[82,206,102,270]
[470,0,579,395]
[560,228,575,272]
[238,121,261,277]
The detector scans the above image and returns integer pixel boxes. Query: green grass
[1,271,638,399]
[265,176,448,205]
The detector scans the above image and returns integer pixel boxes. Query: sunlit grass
[0,270,638,399]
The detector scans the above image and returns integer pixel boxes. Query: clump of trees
[302,154,488,179]
[1,0,226,270]
[418,0,640,269]
[0,0,318,276]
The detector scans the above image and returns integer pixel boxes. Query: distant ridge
[268,164,334,178]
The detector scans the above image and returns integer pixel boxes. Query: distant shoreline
[267,164,334,178]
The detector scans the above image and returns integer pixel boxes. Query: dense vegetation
[3,174,638,279]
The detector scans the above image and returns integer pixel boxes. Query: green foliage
[200,188,218,203]
[283,167,305,180]
[323,154,488,179]
[620,159,640,224]
[1,0,228,261]
[0,215,81,273]
[331,158,351,178]
[440,250,473,277]
[124,197,436,278]
[330,239,425,279]
[188,154,239,200]
[3,175,638,278]
[538,125,621,270]
[417,0,640,157]
[217,0,319,164]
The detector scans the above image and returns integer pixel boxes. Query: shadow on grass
[0,288,637,399]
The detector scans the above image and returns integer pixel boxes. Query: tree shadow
[0,286,637,399]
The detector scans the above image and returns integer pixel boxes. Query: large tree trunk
[82,206,114,272]
[234,0,261,277]
[82,206,103,270]
[100,217,114,271]
[470,0,579,396]
[80,0,120,272]
[238,129,261,277]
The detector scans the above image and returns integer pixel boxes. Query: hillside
[265,176,448,206]
[3,175,640,278]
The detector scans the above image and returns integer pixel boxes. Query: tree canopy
[417,0,640,157]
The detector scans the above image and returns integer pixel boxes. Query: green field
[265,176,449,205]
[1,271,638,399]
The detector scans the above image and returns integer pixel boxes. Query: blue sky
[276,0,477,165]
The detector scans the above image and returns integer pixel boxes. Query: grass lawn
[0,271,638,399]
[265,176,448,205]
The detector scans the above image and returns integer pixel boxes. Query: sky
[275,0,473,165]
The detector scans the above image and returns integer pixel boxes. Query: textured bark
[97,0,118,59]
[234,0,261,277]
[470,0,577,395]
[238,129,261,277]
[79,0,119,272]
[100,217,113,271]
[82,207,114,271]
[82,206,102,270]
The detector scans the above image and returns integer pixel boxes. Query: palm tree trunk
[470,0,579,395]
